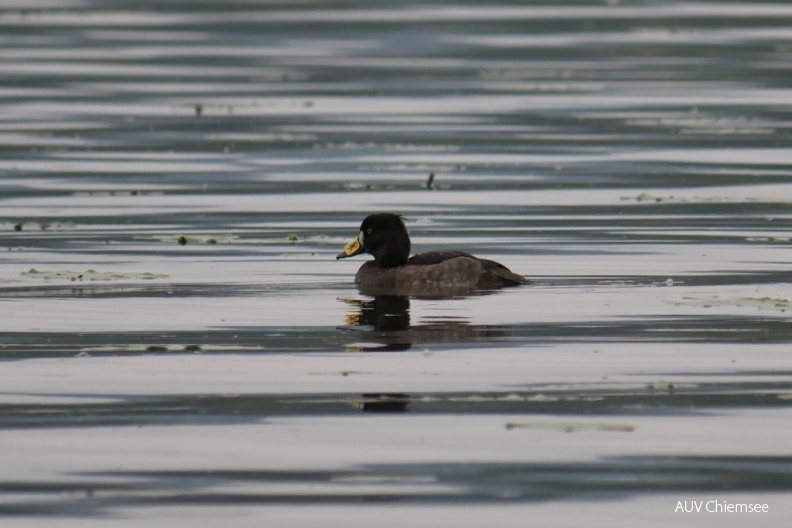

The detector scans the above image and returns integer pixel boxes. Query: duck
[336,213,528,292]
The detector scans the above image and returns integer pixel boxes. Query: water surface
[2,1,792,525]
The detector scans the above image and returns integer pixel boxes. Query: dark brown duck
[336,213,528,291]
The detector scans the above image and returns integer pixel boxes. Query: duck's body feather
[337,214,528,293]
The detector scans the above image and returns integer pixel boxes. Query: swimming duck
[336,213,528,291]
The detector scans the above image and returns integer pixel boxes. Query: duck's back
[409,251,527,287]
[354,250,527,291]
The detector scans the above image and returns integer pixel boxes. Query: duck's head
[336,213,411,268]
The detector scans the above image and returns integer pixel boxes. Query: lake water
[1,1,792,526]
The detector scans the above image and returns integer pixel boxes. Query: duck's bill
[336,236,364,259]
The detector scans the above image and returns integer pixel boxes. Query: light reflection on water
[2,0,792,524]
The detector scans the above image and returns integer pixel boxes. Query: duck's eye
[366,228,373,235]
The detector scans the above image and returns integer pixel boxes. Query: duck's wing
[407,252,528,287]
[405,251,474,266]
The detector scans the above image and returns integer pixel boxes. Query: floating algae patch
[622,193,720,203]
[620,193,771,204]
[744,236,792,243]
[207,132,318,143]
[22,269,168,281]
[11,220,77,231]
[136,234,245,245]
[143,234,316,245]
[448,394,563,403]
[505,421,635,433]
[671,296,791,312]
[174,234,238,246]
[78,344,264,355]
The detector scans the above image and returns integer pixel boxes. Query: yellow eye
[366,228,373,235]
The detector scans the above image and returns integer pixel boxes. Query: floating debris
[11,221,76,231]
[79,344,262,354]
[505,421,635,433]
[72,190,163,197]
[206,132,317,143]
[173,234,238,245]
[448,393,560,403]
[671,296,791,312]
[621,193,760,203]
[308,370,379,376]
[646,381,675,393]
[745,236,791,243]
[22,269,168,281]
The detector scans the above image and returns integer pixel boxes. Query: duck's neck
[374,244,410,268]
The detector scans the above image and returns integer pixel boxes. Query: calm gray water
[2,1,792,526]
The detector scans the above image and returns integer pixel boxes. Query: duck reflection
[348,393,411,413]
[340,291,513,414]
[349,295,411,332]
[342,295,413,352]
[341,290,509,353]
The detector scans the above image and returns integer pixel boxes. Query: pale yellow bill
[336,235,363,259]
[343,237,361,255]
